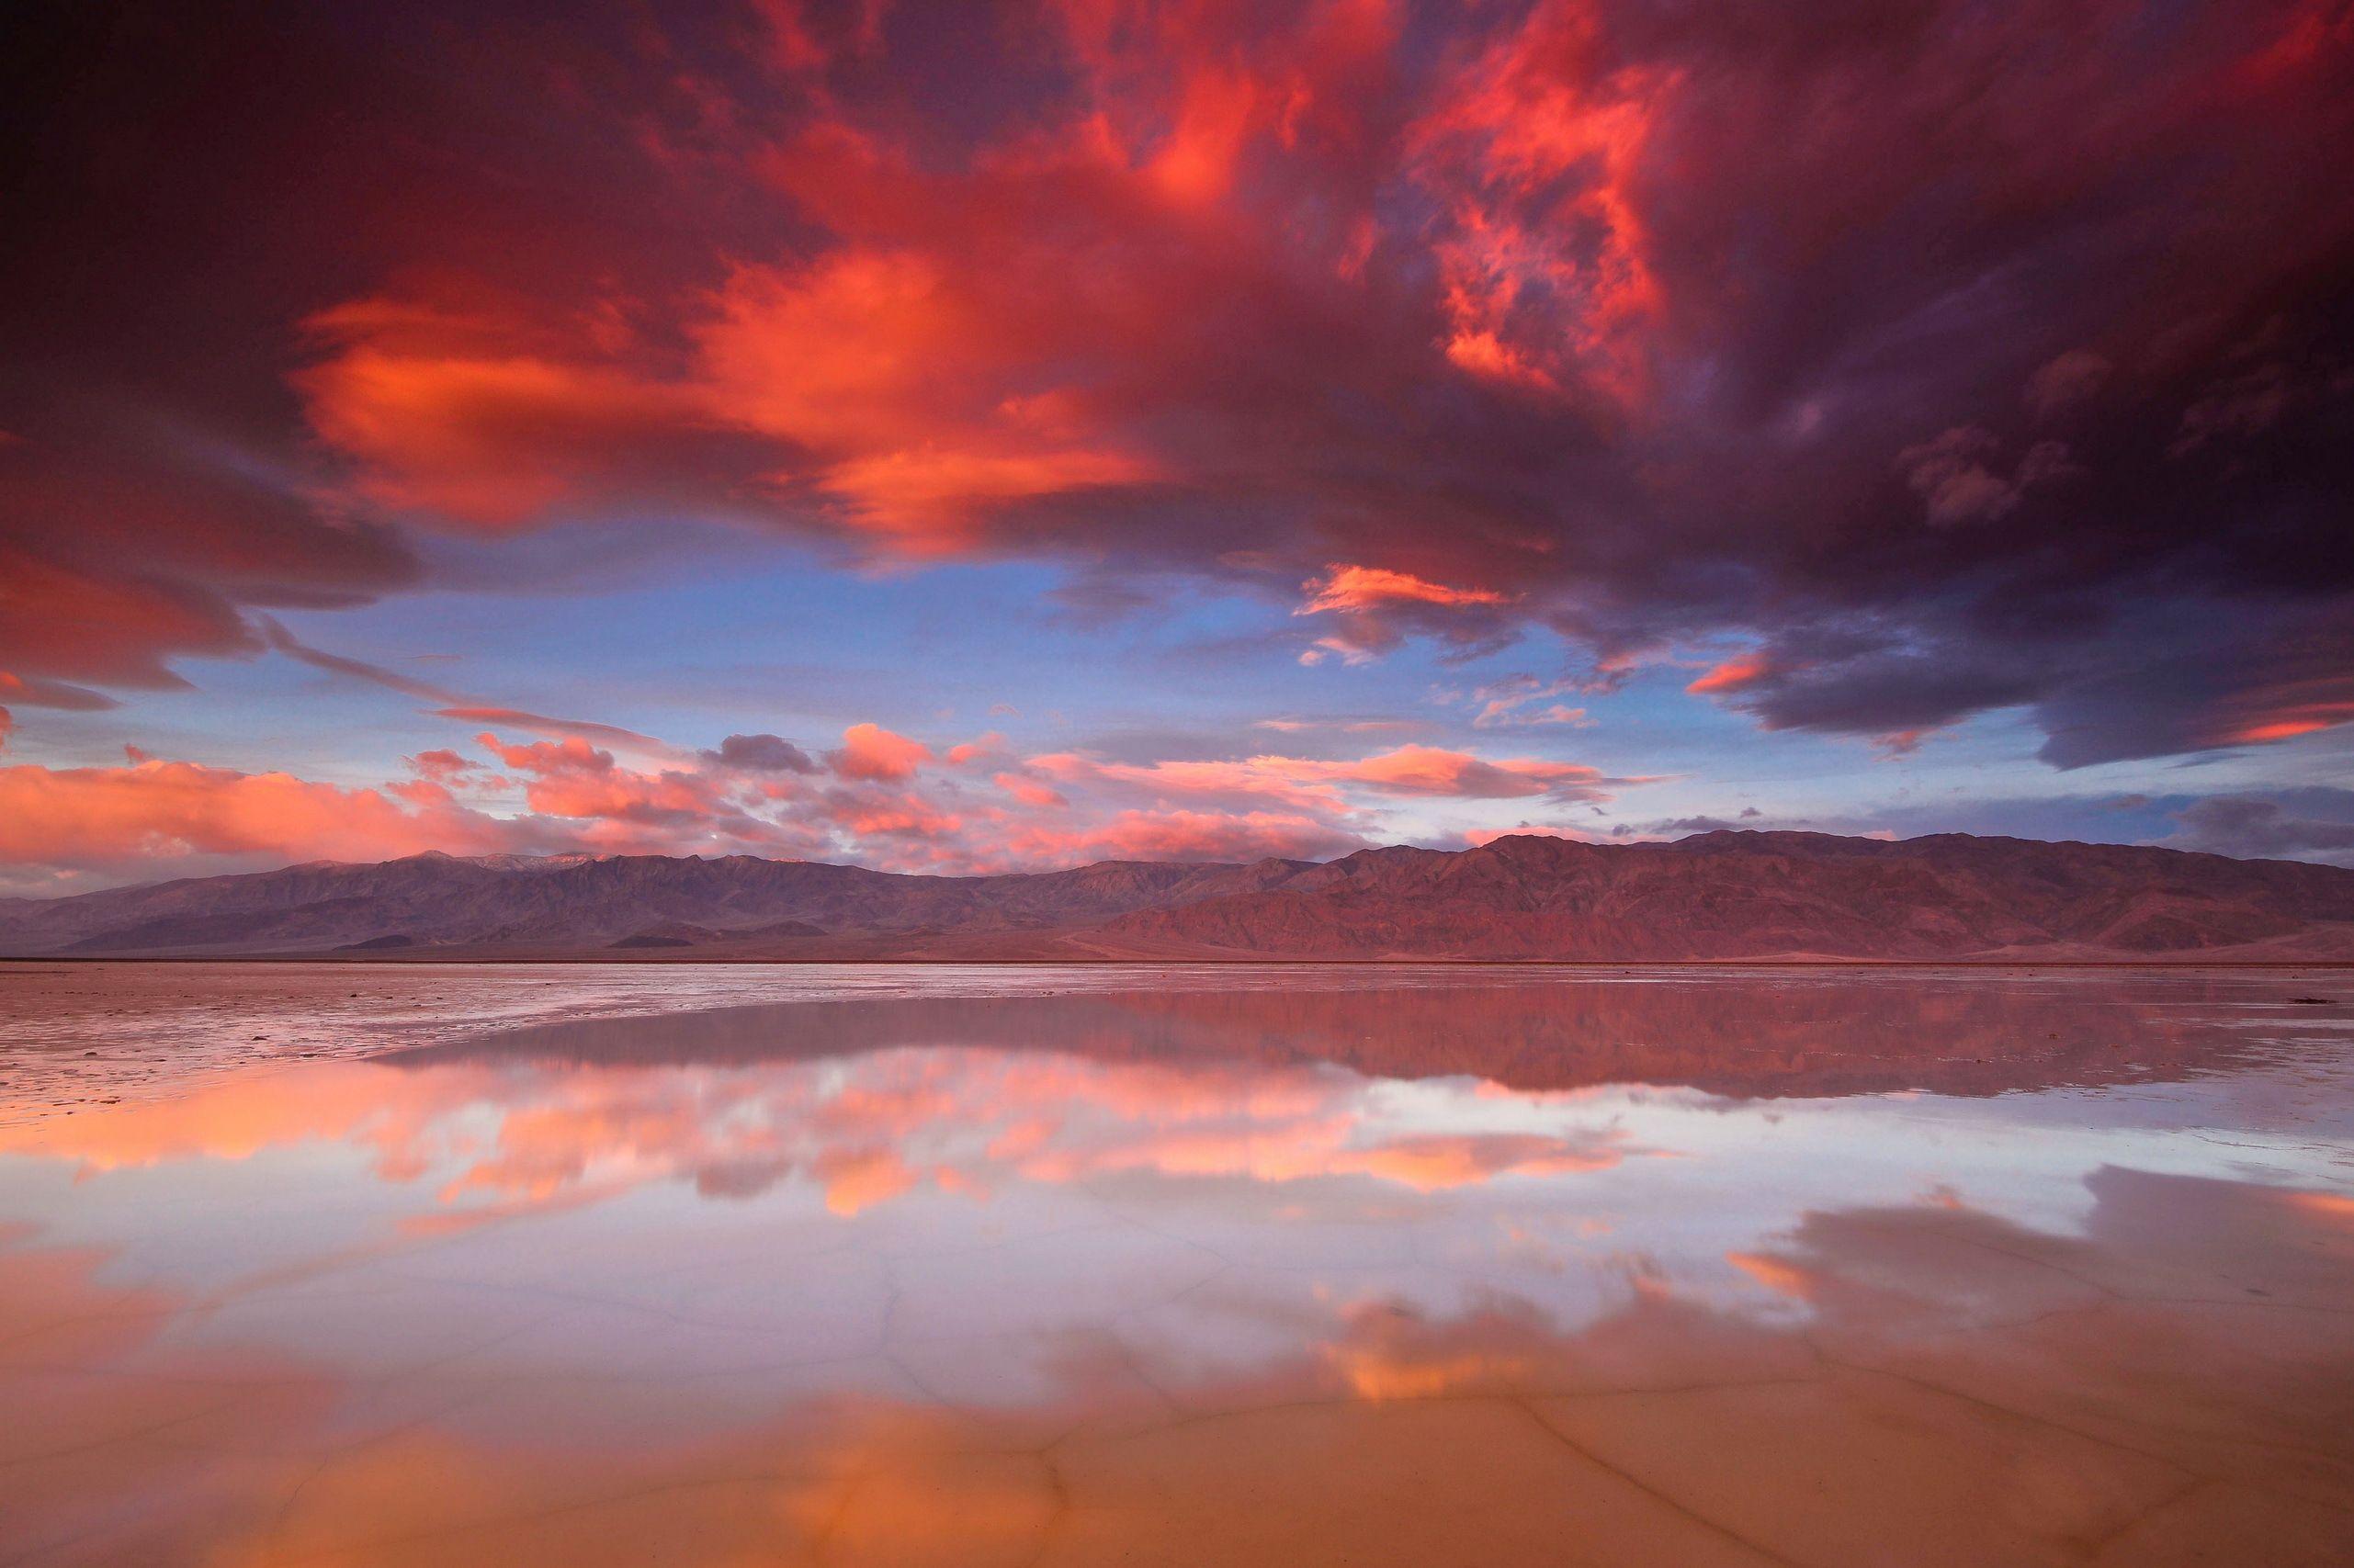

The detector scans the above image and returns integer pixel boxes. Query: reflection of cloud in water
[1,1168,2349,1565]
[2,976,2351,1562]
[0,1043,1657,1227]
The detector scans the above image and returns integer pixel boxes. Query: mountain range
[5,831,2353,962]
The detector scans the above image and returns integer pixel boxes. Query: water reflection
[1,972,2349,1565]
[399,974,2318,1097]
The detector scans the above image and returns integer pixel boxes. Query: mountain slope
[1103,832,2354,959]
[2,832,2350,961]
[0,850,1315,955]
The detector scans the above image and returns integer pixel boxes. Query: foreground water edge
[1,965,2349,1565]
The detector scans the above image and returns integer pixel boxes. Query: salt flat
[1,965,2349,1565]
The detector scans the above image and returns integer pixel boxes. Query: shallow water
[2,965,2350,1565]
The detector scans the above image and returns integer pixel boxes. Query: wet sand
[1,966,2349,1564]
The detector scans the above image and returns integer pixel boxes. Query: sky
[4,0,2352,895]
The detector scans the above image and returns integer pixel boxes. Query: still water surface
[2,966,2350,1565]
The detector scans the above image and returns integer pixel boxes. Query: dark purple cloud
[2167,786,2354,866]
[701,733,821,773]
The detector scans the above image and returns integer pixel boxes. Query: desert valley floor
[2,962,2351,1566]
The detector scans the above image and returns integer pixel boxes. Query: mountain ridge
[3,831,2351,962]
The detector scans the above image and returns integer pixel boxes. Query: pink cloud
[993,772,1069,809]
[1313,745,1615,800]
[474,733,613,776]
[1296,564,1512,615]
[0,694,1664,886]
[998,808,1365,867]
[1294,565,1519,661]
[406,748,483,784]
[435,706,670,752]
[1685,655,1772,695]
[1468,675,1593,729]
[1464,824,1603,848]
[944,732,1011,768]
[0,756,531,870]
[830,722,933,783]
[1034,744,1631,807]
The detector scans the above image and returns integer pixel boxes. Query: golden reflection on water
[1,973,2350,1565]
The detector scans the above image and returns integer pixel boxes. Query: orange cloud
[820,784,962,840]
[695,249,1161,547]
[1685,655,1772,695]
[406,748,483,784]
[1031,744,1627,808]
[1464,824,1601,847]
[2213,678,2354,747]
[0,756,525,869]
[1726,1250,1817,1300]
[297,340,719,528]
[1331,1132,1627,1190]
[1297,564,1513,615]
[998,808,1364,866]
[475,732,612,775]
[993,772,1069,809]
[831,723,933,783]
[1313,745,1613,800]
[1292,565,1521,662]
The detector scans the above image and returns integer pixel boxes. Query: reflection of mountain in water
[398,975,2293,1100]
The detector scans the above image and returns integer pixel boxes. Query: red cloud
[2208,687,2354,748]
[1409,0,1669,404]
[0,419,416,719]
[0,544,255,691]
[299,341,717,528]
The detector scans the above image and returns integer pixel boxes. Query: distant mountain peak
[2,831,2348,962]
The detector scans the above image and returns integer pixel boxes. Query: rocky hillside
[1101,832,2354,959]
[3,832,2350,961]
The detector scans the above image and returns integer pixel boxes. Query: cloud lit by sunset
[4,0,2351,890]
